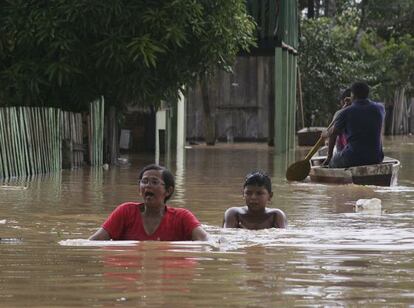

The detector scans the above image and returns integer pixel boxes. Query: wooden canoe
[309,156,400,186]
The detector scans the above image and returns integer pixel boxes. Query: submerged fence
[88,97,105,166]
[0,100,105,179]
[0,107,61,179]
[89,98,104,166]
[62,111,83,168]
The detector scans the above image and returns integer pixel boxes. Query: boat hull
[309,157,400,186]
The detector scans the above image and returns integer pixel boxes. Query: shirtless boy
[223,171,287,229]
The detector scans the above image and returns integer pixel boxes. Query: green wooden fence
[274,0,298,154]
[62,111,84,168]
[0,107,61,179]
[247,0,299,153]
[0,99,105,179]
[88,98,105,166]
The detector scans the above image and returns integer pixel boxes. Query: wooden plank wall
[186,56,274,142]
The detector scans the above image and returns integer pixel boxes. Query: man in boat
[322,81,385,168]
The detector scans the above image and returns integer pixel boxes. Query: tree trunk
[315,0,321,18]
[200,78,216,146]
[307,0,315,18]
[324,0,336,17]
[353,0,368,49]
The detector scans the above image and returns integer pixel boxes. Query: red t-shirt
[102,202,201,241]
[335,133,347,151]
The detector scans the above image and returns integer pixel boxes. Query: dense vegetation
[0,1,255,111]
[299,0,414,126]
[1,1,412,130]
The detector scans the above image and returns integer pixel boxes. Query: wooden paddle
[286,122,333,181]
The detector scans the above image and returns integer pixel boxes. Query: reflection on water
[1,136,414,306]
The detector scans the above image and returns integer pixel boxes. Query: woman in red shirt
[89,164,209,241]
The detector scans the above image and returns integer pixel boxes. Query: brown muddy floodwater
[1,136,414,307]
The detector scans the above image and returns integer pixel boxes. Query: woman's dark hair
[138,164,175,201]
[243,171,272,193]
[351,81,370,99]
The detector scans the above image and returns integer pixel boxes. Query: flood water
[1,136,414,307]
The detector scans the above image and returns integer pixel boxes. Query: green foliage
[299,17,366,126]
[0,0,255,110]
[299,0,414,126]
[359,32,414,100]
[352,0,414,100]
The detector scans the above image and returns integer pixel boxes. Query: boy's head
[351,82,370,99]
[244,171,272,193]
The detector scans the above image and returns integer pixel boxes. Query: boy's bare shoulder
[266,208,287,228]
[225,206,247,215]
[223,206,247,228]
[266,208,286,215]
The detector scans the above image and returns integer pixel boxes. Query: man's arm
[321,108,348,165]
[324,127,340,165]
[321,124,341,165]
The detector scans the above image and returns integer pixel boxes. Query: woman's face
[139,169,172,206]
[243,185,272,212]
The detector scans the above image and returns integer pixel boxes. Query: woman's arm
[191,226,209,241]
[89,227,111,240]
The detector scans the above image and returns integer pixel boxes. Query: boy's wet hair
[138,164,175,201]
[244,171,272,193]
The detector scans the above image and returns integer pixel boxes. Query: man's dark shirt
[334,99,385,167]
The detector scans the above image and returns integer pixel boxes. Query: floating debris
[0,238,23,244]
[354,198,382,213]
[0,186,28,190]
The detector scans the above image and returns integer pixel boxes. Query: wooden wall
[186,56,274,142]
